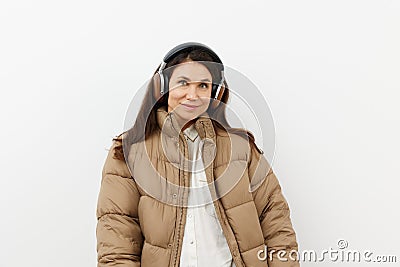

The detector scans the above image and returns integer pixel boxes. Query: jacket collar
[156,105,216,140]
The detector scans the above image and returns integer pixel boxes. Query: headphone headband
[162,42,224,69]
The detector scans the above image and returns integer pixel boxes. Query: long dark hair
[112,47,263,161]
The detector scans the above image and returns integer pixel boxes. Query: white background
[1,0,399,266]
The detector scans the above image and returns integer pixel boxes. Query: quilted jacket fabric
[96,106,299,267]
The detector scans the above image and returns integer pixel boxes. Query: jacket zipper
[172,132,189,267]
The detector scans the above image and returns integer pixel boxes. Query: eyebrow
[176,76,211,82]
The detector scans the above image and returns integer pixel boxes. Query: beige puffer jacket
[96,106,299,267]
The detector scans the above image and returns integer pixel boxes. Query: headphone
[152,42,226,109]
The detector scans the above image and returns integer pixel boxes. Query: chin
[175,106,206,121]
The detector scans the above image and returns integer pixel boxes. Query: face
[167,60,213,128]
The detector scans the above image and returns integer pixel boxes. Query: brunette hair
[112,47,263,161]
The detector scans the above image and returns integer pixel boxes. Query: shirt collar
[183,123,199,142]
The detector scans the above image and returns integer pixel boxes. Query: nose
[186,83,199,100]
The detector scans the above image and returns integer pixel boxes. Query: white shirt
[179,124,236,267]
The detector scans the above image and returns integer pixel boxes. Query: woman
[96,42,299,267]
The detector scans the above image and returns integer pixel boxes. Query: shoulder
[103,132,131,178]
[215,129,255,162]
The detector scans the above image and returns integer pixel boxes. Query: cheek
[168,90,183,106]
[199,90,212,102]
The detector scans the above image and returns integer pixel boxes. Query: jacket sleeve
[248,145,300,267]
[96,139,144,267]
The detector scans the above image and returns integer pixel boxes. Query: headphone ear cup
[153,72,161,100]
[164,74,170,94]
[211,83,225,109]
[153,71,170,101]
[211,83,218,99]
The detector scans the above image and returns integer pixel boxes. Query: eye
[178,80,188,86]
[200,82,210,89]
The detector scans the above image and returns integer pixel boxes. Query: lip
[181,103,199,109]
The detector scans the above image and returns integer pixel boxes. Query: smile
[181,103,199,110]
